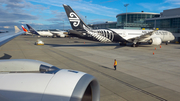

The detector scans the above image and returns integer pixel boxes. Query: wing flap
[128,30,156,43]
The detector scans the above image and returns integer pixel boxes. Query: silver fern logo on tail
[69,12,80,27]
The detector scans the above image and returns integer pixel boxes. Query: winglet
[14,26,21,33]
[26,24,40,35]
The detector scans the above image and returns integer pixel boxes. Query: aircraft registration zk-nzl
[0,26,99,101]
[63,4,175,47]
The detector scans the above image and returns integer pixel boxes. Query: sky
[0,0,180,32]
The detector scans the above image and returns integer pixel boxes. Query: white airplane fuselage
[37,31,53,37]
[108,29,175,42]
[50,31,66,37]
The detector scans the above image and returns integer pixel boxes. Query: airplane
[0,26,99,101]
[26,24,66,38]
[63,4,175,47]
[26,24,54,37]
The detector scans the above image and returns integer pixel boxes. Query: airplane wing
[0,25,100,101]
[0,26,24,46]
[128,30,156,43]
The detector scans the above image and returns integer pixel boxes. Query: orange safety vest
[114,60,117,66]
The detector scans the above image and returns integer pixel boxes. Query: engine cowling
[0,59,100,101]
[148,37,162,45]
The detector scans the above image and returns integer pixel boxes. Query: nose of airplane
[169,32,175,41]
[171,32,175,40]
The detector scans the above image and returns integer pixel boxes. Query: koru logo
[69,12,80,27]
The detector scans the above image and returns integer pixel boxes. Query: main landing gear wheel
[166,42,169,45]
[132,44,139,47]
[52,34,57,38]
[119,42,127,46]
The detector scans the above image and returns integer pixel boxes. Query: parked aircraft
[0,26,99,101]
[63,4,175,47]
[26,24,54,37]
[26,24,66,38]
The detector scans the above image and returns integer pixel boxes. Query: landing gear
[119,42,127,46]
[52,34,57,38]
[166,41,170,45]
[132,44,136,47]
[132,44,138,47]
[131,43,140,47]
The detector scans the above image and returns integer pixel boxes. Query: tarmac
[0,35,180,101]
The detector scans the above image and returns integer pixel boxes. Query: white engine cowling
[0,59,100,101]
[148,37,162,45]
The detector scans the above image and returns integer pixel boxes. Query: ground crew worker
[114,59,117,70]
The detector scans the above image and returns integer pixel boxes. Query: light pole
[63,20,64,31]
[85,16,87,24]
[124,4,129,28]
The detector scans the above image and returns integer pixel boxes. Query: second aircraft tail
[21,25,28,32]
[26,24,40,35]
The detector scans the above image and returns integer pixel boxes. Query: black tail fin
[26,24,40,35]
[63,4,113,42]
[63,4,89,31]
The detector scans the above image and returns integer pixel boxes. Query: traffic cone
[160,45,161,48]
[155,48,156,50]
[84,42,85,44]
[153,52,154,55]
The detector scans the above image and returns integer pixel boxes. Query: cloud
[26,23,71,30]
[165,0,180,5]
[0,0,50,31]
[3,26,10,28]
[0,0,49,21]
[138,0,180,12]
[0,9,38,21]
[0,0,121,31]
[47,11,68,22]
[27,0,120,17]
[165,0,180,3]
[138,3,159,11]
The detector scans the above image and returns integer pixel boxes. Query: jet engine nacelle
[0,59,100,101]
[148,37,162,45]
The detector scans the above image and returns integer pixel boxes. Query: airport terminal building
[89,12,160,29]
[89,21,117,29]
[145,8,180,42]
[116,12,160,29]
[89,8,180,42]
